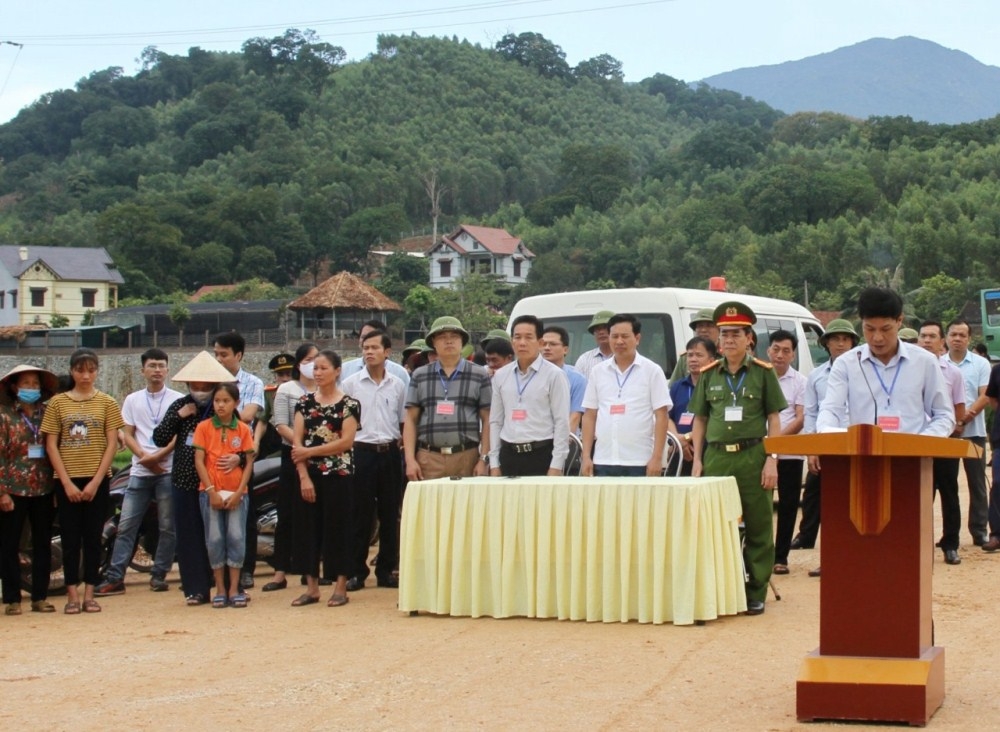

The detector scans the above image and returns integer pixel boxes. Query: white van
[507,287,826,376]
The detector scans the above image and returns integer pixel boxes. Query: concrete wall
[0,348,368,402]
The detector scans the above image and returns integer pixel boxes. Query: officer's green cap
[587,310,615,333]
[898,327,918,343]
[713,301,756,327]
[402,338,427,358]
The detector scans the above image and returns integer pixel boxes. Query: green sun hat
[819,319,859,347]
[587,310,615,333]
[689,308,716,330]
[480,328,511,348]
[426,316,470,347]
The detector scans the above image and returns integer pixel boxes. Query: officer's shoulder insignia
[699,359,720,374]
[752,357,773,369]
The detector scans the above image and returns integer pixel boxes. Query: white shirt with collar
[342,367,407,444]
[488,354,570,471]
[582,352,672,466]
[234,368,265,413]
[817,342,954,437]
[804,360,836,434]
[775,366,807,460]
[948,350,991,438]
[340,357,410,387]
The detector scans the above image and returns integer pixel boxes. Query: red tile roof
[437,225,534,258]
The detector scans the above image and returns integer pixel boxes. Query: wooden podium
[766,424,976,726]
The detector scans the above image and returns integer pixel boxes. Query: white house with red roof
[427,225,534,288]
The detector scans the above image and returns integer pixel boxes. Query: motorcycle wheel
[20,536,67,595]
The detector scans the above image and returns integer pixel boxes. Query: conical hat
[0,364,59,396]
[171,351,237,383]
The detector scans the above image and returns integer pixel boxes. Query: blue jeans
[594,464,648,477]
[106,473,176,583]
[199,493,248,569]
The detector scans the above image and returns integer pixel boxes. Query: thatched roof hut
[287,271,401,339]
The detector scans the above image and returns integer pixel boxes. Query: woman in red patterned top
[0,365,59,615]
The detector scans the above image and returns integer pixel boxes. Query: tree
[574,54,624,82]
[236,245,279,281]
[377,252,429,303]
[404,284,436,331]
[495,33,570,80]
[334,204,409,274]
[909,273,967,323]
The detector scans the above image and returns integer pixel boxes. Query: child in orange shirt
[193,383,255,608]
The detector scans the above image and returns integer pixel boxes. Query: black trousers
[56,476,109,587]
[773,459,804,565]
[173,484,212,599]
[796,470,821,547]
[499,441,553,477]
[271,445,296,573]
[933,457,961,551]
[290,468,352,579]
[351,445,402,581]
[242,474,258,578]
[0,493,56,602]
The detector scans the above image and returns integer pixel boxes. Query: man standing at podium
[689,301,786,616]
[816,288,953,437]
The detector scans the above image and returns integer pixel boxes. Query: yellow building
[0,246,123,327]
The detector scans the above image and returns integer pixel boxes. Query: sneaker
[149,576,169,592]
[94,580,125,596]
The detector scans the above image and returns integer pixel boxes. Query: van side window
[804,322,827,366]
[756,319,801,370]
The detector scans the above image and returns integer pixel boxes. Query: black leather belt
[501,439,554,454]
[418,441,479,455]
[708,438,763,453]
[354,441,397,453]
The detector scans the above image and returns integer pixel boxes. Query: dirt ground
[2,478,997,732]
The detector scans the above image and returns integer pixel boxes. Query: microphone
[857,350,879,425]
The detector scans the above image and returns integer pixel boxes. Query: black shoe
[318,578,333,586]
[974,535,990,547]
[149,576,169,592]
[262,579,288,592]
[943,549,961,565]
[746,599,765,615]
[239,572,255,589]
[376,575,399,588]
[345,576,365,592]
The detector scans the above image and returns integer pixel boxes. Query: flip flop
[82,599,101,613]
[327,594,349,607]
[230,593,248,609]
[773,564,790,575]
[64,601,81,615]
[212,594,228,609]
[291,593,320,607]
[185,594,207,606]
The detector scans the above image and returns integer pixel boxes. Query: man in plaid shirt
[403,316,492,480]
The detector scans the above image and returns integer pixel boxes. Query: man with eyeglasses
[689,302,786,616]
[96,349,184,596]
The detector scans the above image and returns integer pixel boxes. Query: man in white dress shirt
[488,315,570,476]
[342,330,407,590]
[574,310,614,380]
[581,313,673,477]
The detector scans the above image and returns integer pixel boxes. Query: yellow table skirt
[399,476,746,625]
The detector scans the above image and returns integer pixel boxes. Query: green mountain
[702,37,1000,124]
[1,31,999,326]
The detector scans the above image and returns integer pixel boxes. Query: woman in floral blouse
[290,350,359,608]
[0,365,59,615]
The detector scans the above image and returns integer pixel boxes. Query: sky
[2,0,1000,123]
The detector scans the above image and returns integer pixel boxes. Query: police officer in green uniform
[689,301,786,615]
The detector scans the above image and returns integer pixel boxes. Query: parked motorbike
[18,454,282,595]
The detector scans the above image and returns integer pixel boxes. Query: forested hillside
[0,31,998,322]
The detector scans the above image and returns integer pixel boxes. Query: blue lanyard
[19,411,40,442]
[869,358,902,407]
[725,371,747,403]
[437,362,462,398]
[514,367,537,401]
[615,363,636,398]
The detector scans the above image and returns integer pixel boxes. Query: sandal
[82,599,101,613]
[5,603,21,616]
[291,593,320,607]
[185,594,207,606]
[31,600,55,613]
[212,594,228,609]
[230,593,248,609]
[64,601,81,615]
[773,564,790,575]
[327,594,349,607]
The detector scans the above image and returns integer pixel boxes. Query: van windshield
[543,314,676,376]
